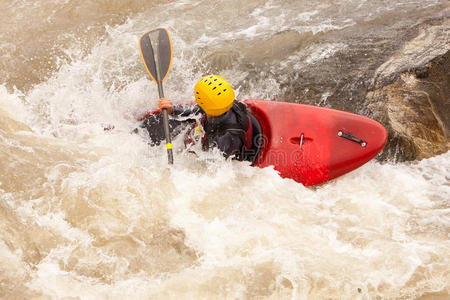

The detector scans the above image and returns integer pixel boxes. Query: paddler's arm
[158,97,201,117]
[137,98,199,145]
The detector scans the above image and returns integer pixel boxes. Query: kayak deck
[245,100,387,186]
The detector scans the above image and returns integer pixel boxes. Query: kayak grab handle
[338,131,367,147]
[290,133,311,149]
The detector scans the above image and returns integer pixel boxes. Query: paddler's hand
[158,97,173,114]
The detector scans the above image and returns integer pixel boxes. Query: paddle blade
[139,28,173,83]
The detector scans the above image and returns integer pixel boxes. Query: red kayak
[139,99,387,186]
[244,99,387,186]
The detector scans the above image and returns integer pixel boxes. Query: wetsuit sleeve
[140,105,200,145]
[172,105,202,117]
[214,130,245,159]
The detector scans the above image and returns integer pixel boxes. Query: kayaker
[140,74,261,161]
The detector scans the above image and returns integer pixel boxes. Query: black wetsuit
[140,100,250,160]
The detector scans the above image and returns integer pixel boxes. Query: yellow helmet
[194,75,235,116]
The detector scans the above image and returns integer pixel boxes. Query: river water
[1,0,449,299]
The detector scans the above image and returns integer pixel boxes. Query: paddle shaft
[149,31,174,164]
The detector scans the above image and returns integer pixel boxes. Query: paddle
[139,28,174,164]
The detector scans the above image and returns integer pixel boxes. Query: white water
[1,0,449,299]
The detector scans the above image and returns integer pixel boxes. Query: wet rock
[366,24,449,161]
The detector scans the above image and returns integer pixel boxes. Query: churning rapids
[1,1,449,299]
